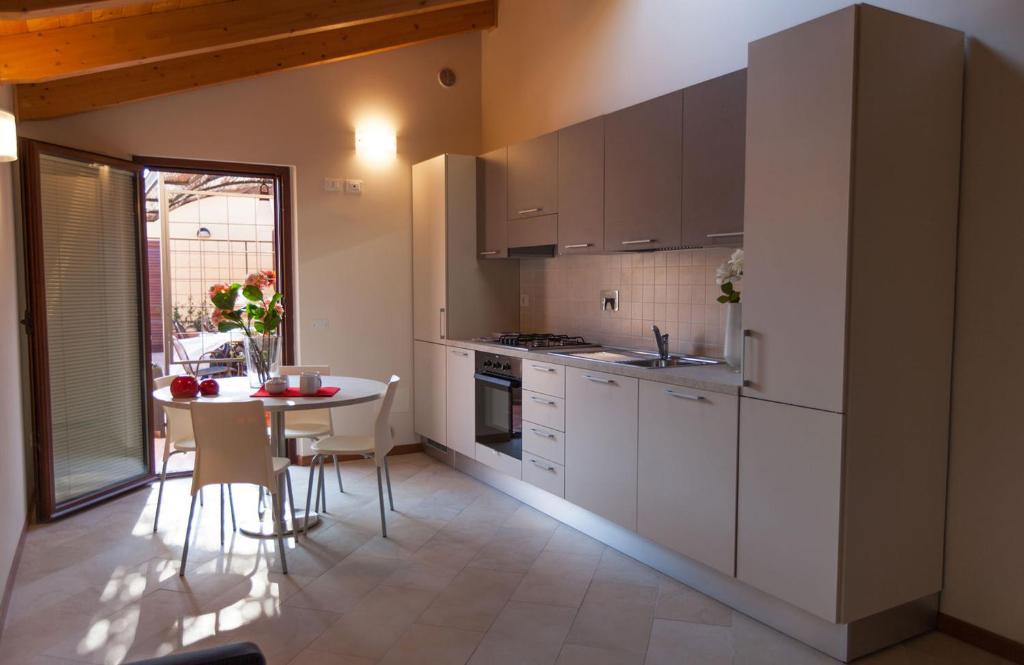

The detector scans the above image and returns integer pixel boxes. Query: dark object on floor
[126,642,266,665]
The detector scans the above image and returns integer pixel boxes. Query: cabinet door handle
[582,374,615,384]
[451,349,469,357]
[530,395,556,406]
[621,238,654,246]
[564,243,592,249]
[530,427,556,439]
[531,365,556,373]
[665,389,705,402]
[517,207,543,215]
[529,458,556,472]
[706,231,744,238]
[741,329,752,387]
[439,308,446,339]
[479,250,499,256]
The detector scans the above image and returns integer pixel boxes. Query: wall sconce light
[355,123,397,161]
[0,110,17,162]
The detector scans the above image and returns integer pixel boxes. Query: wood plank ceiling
[0,0,497,119]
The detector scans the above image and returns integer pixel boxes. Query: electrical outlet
[344,179,363,195]
[324,178,342,192]
[520,293,530,307]
[312,318,329,330]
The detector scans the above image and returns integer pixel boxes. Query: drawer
[523,360,565,398]
[523,390,565,431]
[523,421,564,465]
[475,442,522,479]
[523,453,565,497]
[508,213,558,248]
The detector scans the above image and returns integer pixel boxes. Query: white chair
[279,365,343,505]
[180,400,297,576]
[153,375,234,537]
[305,375,399,537]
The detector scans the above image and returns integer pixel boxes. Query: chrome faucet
[652,325,670,361]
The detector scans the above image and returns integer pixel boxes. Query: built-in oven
[474,352,522,460]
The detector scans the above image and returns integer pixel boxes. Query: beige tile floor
[0,453,1011,665]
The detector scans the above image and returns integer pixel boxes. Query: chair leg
[304,455,318,535]
[179,493,199,577]
[333,455,344,493]
[318,460,327,513]
[257,486,266,521]
[383,456,395,511]
[199,486,204,507]
[227,485,237,532]
[376,466,388,538]
[271,491,288,575]
[284,471,297,539]
[153,454,171,533]
[219,485,225,547]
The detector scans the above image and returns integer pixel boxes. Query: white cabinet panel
[523,360,565,398]
[523,390,565,432]
[737,397,843,621]
[413,340,446,445]
[445,345,475,457]
[476,442,522,479]
[638,381,738,576]
[412,156,447,343]
[565,368,639,530]
[523,453,565,497]
[523,422,564,465]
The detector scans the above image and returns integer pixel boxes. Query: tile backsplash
[519,247,738,357]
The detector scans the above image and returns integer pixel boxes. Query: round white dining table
[153,375,387,536]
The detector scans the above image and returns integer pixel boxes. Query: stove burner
[492,333,590,349]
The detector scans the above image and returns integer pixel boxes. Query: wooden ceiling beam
[15,0,495,120]
[0,1,143,19]
[0,0,475,82]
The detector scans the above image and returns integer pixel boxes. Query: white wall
[481,0,1024,644]
[0,84,27,615]
[20,33,483,442]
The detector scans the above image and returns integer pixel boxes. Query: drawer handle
[582,374,615,384]
[621,238,654,245]
[479,250,499,256]
[531,365,556,373]
[517,207,543,215]
[706,231,744,238]
[530,427,556,439]
[530,395,556,406]
[451,349,469,357]
[665,389,705,402]
[529,458,556,472]
[564,243,592,249]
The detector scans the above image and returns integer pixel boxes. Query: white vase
[724,303,742,369]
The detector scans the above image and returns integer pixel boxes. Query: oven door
[474,371,522,458]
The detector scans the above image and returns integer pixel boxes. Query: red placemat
[250,386,340,398]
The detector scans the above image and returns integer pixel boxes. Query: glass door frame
[20,139,156,521]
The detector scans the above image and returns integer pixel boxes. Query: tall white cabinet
[738,6,964,624]
[412,154,519,447]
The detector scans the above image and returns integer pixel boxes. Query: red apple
[170,375,200,399]
[198,378,220,396]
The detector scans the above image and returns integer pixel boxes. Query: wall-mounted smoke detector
[438,67,457,88]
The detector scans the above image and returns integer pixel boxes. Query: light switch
[312,318,329,329]
[324,178,342,192]
[344,179,363,195]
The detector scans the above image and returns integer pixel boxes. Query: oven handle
[474,372,522,389]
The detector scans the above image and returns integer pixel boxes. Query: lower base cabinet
[736,397,844,621]
[445,345,475,457]
[413,340,446,446]
[565,367,639,530]
[523,453,565,497]
[476,442,522,479]
[638,381,738,576]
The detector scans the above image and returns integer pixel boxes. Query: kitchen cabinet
[522,390,564,432]
[522,360,564,398]
[479,147,509,258]
[604,91,682,251]
[508,214,558,249]
[739,5,963,624]
[523,453,565,497]
[637,381,737,576]
[508,132,558,220]
[737,398,843,621]
[413,340,446,446]
[476,442,522,479]
[564,367,639,530]
[445,345,475,457]
[557,117,604,254]
[681,69,746,248]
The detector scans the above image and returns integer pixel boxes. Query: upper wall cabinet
[681,69,747,247]
[604,91,682,251]
[557,117,604,255]
[479,147,509,258]
[508,132,558,220]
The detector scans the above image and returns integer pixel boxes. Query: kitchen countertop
[446,339,743,396]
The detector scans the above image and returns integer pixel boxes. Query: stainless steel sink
[549,348,721,369]
[619,355,720,368]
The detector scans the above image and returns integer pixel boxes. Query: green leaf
[721,281,735,295]
[717,295,730,304]
[242,284,264,302]
[217,320,240,332]
[210,285,240,310]
[253,320,266,334]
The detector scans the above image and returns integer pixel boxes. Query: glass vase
[243,335,281,388]
[724,302,742,369]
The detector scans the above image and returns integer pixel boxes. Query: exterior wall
[20,33,483,443]
[482,0,1024,643]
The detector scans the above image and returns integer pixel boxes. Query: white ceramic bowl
[264,377,289,395]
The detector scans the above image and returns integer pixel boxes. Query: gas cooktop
[478,333,596,350]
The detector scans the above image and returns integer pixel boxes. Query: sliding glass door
[21,140,153,520]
